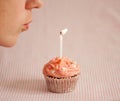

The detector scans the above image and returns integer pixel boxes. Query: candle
[60,28,68,58]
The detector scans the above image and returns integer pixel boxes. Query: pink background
[0,0,120,100]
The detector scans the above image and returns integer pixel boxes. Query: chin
[4,43,16,47]
[0,41,17,47]
[0,36,18,48]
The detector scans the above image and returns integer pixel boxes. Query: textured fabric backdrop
[0,0,120,101]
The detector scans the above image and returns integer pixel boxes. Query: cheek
[0,0,27,47]
[11,4,26,31]
[5,1,26,33]
[13,11,26,33]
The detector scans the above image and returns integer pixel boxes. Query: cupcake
[43,57,80,93]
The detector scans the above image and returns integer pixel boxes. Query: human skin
[0,0,43,47]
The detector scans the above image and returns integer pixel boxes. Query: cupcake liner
[44,74,79,93]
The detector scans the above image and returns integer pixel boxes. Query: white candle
[60,28,68,58]
[60,35,63,58]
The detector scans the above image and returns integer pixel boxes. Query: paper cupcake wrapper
[44,75,79,93]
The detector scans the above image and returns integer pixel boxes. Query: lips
[24,24,29,29]
[23,20,32,30]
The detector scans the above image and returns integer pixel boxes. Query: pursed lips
[23,20,32,30]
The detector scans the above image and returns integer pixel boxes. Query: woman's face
[0,0,43,47]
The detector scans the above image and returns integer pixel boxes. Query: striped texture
[0,0,120,100]
[0,60,119,101]
[44,75,79,93]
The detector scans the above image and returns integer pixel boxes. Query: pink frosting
[43,57,80,78]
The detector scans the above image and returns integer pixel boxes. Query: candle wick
[60,32,62,35]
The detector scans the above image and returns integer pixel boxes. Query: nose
[26,0,43,9]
